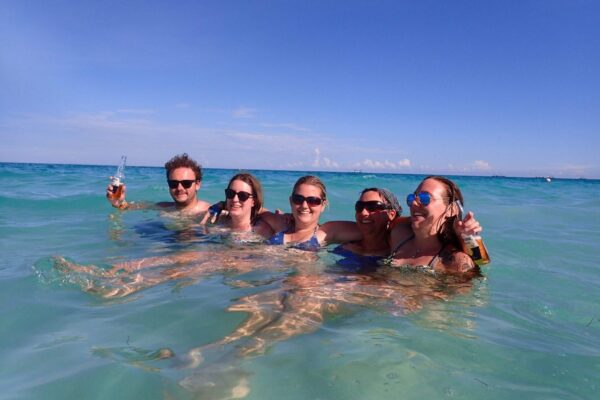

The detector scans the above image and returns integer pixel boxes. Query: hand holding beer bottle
[106,156,128,209]
[454,201,490,265]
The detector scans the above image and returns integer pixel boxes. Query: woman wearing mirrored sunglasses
[261,175,361,250]
[387,175,483,274]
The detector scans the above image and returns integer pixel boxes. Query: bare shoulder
[253,218,274,239]
[320,220,356,231]
[258,211,289,232]
[319,220,360,245]
[389,219,413,248]
[195,200,211,212]
[439,248,476,274]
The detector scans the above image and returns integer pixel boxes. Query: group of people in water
[51,153,488,395]
[104,153,483,275]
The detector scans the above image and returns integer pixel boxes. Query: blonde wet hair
[291,175,327,200]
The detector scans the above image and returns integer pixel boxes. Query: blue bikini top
[330,245,385,272]
[265,226,321,251]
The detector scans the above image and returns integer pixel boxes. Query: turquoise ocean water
[1,162,598,399]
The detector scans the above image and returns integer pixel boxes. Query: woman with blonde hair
[261,175,361,249]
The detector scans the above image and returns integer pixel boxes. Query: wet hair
[360,187,402,215]
[291,175,327,200]
[227,172,263,223]
[164,153,203,181]
[422,175,464,249]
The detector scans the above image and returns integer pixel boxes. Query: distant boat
[545,176,552,182]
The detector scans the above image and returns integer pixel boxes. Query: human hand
[454,211,482,237]
[106,177,126,208]
[202,201,227,224]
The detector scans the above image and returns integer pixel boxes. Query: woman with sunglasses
[215,172,273,238]
[388,175,482,274]
[330,187,403,269]
[261,175,361,250]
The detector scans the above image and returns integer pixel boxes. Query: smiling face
[226,179,255,222]
[289,183,326,228]
[355,190,396,237]
[168,167,200,206]
[408,178,453,235]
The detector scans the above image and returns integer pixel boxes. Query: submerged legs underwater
[44,245,482,398]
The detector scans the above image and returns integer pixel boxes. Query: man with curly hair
[106,153,210,215]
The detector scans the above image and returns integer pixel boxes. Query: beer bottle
[108,156,127,200]
[456,200,490,265]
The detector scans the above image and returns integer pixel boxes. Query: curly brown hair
[164,153,203,181]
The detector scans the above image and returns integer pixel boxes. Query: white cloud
[9,111,521,176]
[260,122,311,132]
[232,106,258,119]
[398,158,411,167]
[287,161,305,168]
[313,148,321,167]
[226,132,272,141]
[472,160,492,171]
[355,158,411,170]
[311,148,340,169]
[322,157,339,168]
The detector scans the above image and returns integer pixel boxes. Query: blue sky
[1,0,599,178]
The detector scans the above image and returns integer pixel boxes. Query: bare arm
[105,183,155,210]
[258,211,290,235]
[441,250,477,274]
[318,220,361,245]
[253,218,275,239]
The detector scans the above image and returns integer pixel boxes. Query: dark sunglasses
[167,179,196,189]
[355,200,390,213]
[406,191,448,207]
[225,188,253,202]
[290,193,323,207]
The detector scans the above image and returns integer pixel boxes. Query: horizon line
[1,160,597,182]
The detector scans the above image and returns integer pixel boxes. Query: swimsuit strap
[265,219,295,245]
[266,223,320,248]
[389,233,415,257]
[312,224,320,239]
[289,223,319,243]
[427,245,447,268]
[294,224,320,249]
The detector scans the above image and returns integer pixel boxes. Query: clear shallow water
[1,162,599,399]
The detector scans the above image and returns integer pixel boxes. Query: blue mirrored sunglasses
[406,192,434,207]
